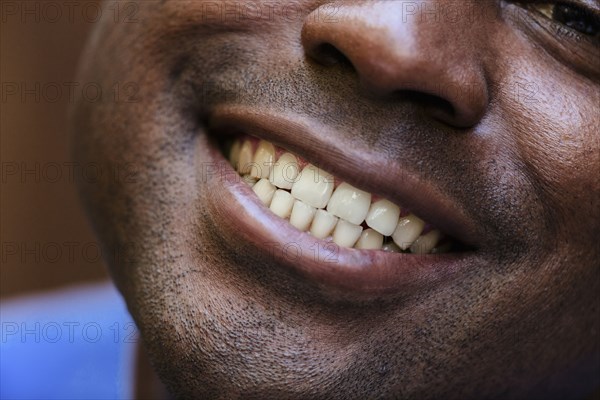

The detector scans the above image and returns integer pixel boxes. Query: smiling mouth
[202,105,479,297]
[220,135,458,254]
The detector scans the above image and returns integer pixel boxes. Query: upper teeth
[251,141,276,179]
[365,199,400,236]
[327,183,371,225]
[228,138,447,253]
[270,152,299,190]
[291,164,334,209]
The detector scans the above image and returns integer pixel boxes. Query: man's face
[72,0,599,398]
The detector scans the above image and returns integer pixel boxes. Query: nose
[301,1,489,128]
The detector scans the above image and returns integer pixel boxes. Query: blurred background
[1,0,108,299]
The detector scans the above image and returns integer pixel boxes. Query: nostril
[396,90,458,126]
[310,43,355,70]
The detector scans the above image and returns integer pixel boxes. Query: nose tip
[301,2,489,128]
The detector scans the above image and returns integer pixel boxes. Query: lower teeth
[225,138,453,254]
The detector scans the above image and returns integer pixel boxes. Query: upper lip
[209,104,481,249]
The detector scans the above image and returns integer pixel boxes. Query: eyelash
[522,1,600,37]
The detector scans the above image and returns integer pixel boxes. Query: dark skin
[72,0,599,398]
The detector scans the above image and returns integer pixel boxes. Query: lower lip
[200,134,476,300]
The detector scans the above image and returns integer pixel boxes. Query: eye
[530,2,600,36]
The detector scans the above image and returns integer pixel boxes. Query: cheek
[516,87,598,193]
[498,58,600,240]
